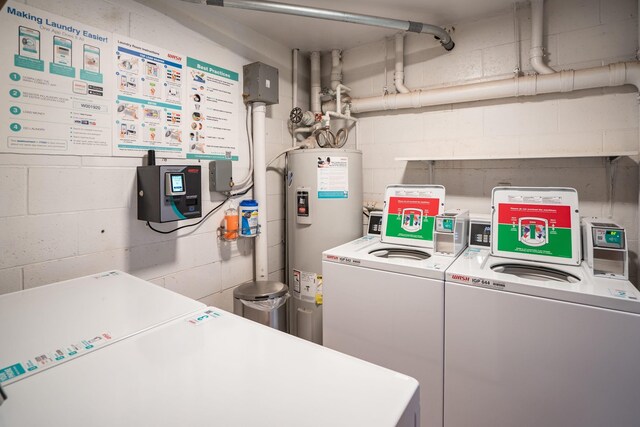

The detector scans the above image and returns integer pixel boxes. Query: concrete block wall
[337,0,640,285]
[0,0,298,308]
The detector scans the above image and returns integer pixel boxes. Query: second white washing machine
[444,187,640,427]
[323,185,467,427]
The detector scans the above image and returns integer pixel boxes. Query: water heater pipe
[198,0,454,51]
[530,0,555,74]
[324,62,640,114]
[310,51,321,113]
[330,49,342,91]
[252,102,268,280]
[292,48,298,146]
[395,33,410,94]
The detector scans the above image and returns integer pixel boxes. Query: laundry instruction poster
[185,57,239,161]
[112,35,186,157]
[496,203,573,258]
[0,1,113,155]
[385,197,441,242]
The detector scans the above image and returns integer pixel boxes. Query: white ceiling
[177,0,518,51]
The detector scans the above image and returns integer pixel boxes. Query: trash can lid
[233,280,288,301]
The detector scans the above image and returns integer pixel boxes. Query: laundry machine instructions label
[0,331,112,385]
[293,269,322,304]
[385,197,441,242]
[185,309,221,326]
[496,203,573,259]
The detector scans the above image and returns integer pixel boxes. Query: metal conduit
[185,0,454,51]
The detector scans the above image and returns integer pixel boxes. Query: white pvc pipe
[292,48,298,146]
[323,62,640,114]
[310,51,321,113]
[252,102,268,281]
[335,83,352,115]
[530,0,555,74]
[395,33,410,94]
[330,49,342,91]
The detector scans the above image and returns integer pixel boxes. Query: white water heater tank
[286,148,363,344]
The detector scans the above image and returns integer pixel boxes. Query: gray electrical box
[210,160,233,192]
[243,62,279,105]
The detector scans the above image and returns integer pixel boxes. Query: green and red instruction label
[385,197,441,242]
[496,203,573,258]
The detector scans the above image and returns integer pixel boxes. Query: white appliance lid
[381,185,446,248]
[323,237,457,280]
[0,271,204,386]
[491,187,581,266]
[0,308,419,426]
[446,249,640,314]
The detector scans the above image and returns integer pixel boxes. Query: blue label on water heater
[318,191,348,199]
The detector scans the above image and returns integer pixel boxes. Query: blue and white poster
[0,0,113,155]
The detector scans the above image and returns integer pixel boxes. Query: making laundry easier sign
[0,1,242,159]
[496,203,573,258]
[385,196,441,242]
[0,1,113,155]
[112,36,187,158]
[185,57,240,161]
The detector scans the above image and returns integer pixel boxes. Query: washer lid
[491,187,581,266]
[381,185,446,248]
[369,246,431,260]
[490,263,581,283]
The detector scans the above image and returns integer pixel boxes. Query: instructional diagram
[0,1,112,155]
[496,203,573,258]
[317,156,349,199]
[385,197,442,242]
[185,57,239,160]
[113,36,186,157]
[0,1,241,160]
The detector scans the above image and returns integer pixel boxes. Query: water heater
[286,148,363,344]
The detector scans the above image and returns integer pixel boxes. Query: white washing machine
[324,185,464,427]
[444,187,640,427]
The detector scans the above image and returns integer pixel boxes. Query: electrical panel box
[210,160,232,192]
[243,62,279,105]
[137,165,202,223]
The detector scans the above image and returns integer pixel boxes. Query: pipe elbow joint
[441,39,455,51]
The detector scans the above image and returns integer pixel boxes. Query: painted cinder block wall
[333,0,639,285]
[0,0,307,309]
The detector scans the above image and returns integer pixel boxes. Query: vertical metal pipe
[252,102,268,280]
[292,48,298,146]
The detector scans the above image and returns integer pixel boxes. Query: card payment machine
[137,165,202,223]
[434,209,469,256]
[582,217,628,279]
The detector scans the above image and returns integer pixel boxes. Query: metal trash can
[233,280,289,332]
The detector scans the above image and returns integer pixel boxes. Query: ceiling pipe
[530,0,555,74]
[323,62,640,113]
[192,0,455,51]
[330,49,342,91]
[395,33,411,94]
[310,51,321,113]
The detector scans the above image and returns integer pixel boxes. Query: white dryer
[324,185,465,427]
[0,270,204,386]
[444,187,640,427]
